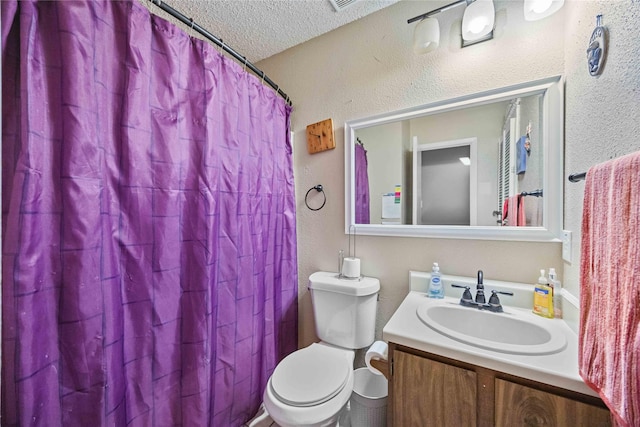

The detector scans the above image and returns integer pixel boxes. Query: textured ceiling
[154,0,400,62]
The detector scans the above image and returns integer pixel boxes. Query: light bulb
[461,0,495,43]
[531,0,553,13]
[524,0,564,21]
[468,17,489,34]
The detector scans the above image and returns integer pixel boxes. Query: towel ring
[305,185,326,211]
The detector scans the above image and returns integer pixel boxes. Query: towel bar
[569,172,586,182]
[521,189,543,197]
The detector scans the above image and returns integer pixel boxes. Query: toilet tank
[308,271,380,349]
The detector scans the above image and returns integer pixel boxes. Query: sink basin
[416,301,567,355]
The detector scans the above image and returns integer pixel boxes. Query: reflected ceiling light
[413,17,440,54]
[459,157,471,166]
[461,0,495,47]
[524,0,564,21]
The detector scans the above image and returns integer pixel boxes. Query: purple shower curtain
[1,1,298,426]
[354,143,370,224]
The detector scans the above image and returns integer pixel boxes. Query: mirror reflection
[344,76,564,241]
[355,95,543,227]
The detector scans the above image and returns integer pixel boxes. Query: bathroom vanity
[389,344,610,426]
[382,272,611,427]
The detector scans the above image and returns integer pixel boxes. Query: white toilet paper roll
[341,257,361,278]
[365,340,388,376]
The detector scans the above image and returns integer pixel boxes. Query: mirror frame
[344,76,564,242]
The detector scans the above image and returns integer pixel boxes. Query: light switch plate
[562,230,572,263]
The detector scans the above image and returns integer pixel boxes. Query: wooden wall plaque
[306,118,335,154]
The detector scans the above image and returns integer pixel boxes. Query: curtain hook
[243,56,248,72]
[261,72,266,86]
[219,39,225,55]
[188,17,195,38]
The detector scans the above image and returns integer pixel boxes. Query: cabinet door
[495,379,611,427]
[393,350,477,426]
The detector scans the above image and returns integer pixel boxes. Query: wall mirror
[344,76,564,241]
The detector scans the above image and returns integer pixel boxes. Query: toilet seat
[270,343,351,407]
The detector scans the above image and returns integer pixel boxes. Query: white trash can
[350,367,388,427]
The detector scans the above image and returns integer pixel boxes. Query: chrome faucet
[451,270,514,312]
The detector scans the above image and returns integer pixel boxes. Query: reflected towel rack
[568,172,586,182]
[520,189,543,197]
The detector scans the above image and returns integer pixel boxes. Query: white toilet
[263,271,380,427]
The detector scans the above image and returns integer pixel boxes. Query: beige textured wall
[561,1,640,332]
[140,0,640,348]
[258,0,570,348]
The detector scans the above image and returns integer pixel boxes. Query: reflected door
[412,137,477,226]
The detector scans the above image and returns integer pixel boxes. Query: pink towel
[502,195,526,226]
[579,151,640,427]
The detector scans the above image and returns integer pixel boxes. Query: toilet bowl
[263,343,354,427]
[261,272,380,427]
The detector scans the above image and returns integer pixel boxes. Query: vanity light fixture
[523,0,564,21]
[408,0,495,53]
[409,0,467,54]
[413,16,440,54]
[461,0,495,46]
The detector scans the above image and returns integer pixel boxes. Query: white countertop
[382,272,597,397]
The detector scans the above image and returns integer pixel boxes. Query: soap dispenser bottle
[548,268,563,319]
[533,269,554,318]
[428,263,444,299]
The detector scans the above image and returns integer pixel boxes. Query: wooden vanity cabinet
[388,343,611,427]
[494,379,612,427]
[392,349,477,426]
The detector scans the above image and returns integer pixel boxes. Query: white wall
[258,0,570,348]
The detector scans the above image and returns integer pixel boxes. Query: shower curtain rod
[148,0,292,106]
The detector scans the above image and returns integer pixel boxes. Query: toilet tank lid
[309,271,380,296]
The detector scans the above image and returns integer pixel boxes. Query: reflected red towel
[517,195,526,226]
[502,195,526,226]
[579,151,640,427]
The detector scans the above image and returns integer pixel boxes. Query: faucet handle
[451,284,474,307]
[487,290,514,312]
[491,290,514,297]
